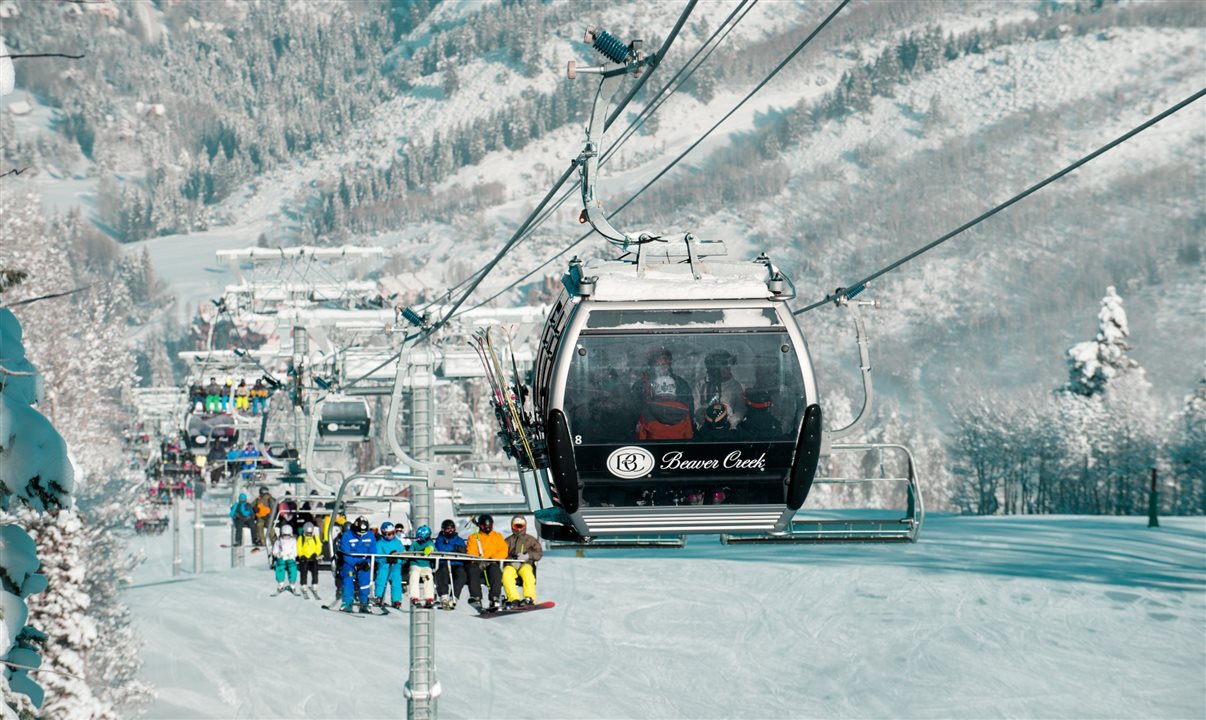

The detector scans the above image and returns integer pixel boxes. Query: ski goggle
[441,526,457,534]
[382,530,395,537]
[512,522,526,530]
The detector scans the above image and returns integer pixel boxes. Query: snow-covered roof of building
[583,258,778,302]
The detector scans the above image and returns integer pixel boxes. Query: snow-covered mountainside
[126,508,1205,719]
[3,1,1201,415]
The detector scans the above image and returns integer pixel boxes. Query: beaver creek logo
[606,446,656,479]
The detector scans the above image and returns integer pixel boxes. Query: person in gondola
[696,402,737,441]
[632,348,695,441]
[696,350,744,429]
[735,389,783,441]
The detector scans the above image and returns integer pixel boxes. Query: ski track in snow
[125,511,1206,719]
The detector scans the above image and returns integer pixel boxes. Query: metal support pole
[405,348,439,720]
[194,484,204,574]
[1148,467,1160,528]
[231,478,244,569]
[172,494,182,577]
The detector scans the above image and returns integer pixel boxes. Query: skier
[229,492,255,546]
[296,521,322,599]
[204,377,222,413]
[234,379,250,412]
[372,521,407,609]
[250,378,269,414]
[633,348,695,440]
[465,514,507,612]
[240,442,261,481]
[434,519,468,610]
[270,524,299,595]
[220,376,233,410]
[408,525,436,609]
[187,379,205,412]
[735,389,783,440]
[274,491,298,534]
[252,485,275,547]
[338,516,377,613]
[501,516,543,608]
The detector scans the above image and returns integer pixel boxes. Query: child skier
[408,525,436,608]
[296,522,322,600]
[434,519,468,610]
[270,524,299,595]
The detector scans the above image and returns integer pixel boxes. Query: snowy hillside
[126,510,1206,719]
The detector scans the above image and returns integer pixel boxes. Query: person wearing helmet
[736,388,783,440]
[296,522,323,600]
[229,492,255,546]
[696,349,744,430]
[270,524,299,595]
[372,521,407,609]
[408,525,437,609]
[337,516,378,612]
[252,485,276,547]
[434,519,468,610]
[465,514,508,612]
[502,516,543,609]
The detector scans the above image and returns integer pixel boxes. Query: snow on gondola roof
[582,258,781,302]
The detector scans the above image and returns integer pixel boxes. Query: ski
[321,604,367,618]
[475,601,555,618]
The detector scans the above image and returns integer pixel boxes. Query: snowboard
[475,601,555,618]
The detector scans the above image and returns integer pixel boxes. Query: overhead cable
[794,85,1206,314]
[463,0,849,312]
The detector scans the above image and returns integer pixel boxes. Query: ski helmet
[380,521,395,534]
[415,525,432,541]
[303,522,317,536]
[258,485,269,495]
[440,519,457,532]
[238,492,247,501]
[280,524,294,536]
[476,513,494,529]
[510,515,527,530]
[352,516,370,534]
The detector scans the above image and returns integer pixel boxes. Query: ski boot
[467,597,482,611]
[424,598,435,609]
[521,598,534,607]
[358,603,371,614]
[338,604,354,613]
[391,601,402,609]
[439,596,456,611]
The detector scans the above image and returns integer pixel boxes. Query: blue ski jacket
[230,501,253,519]
[410,538,435,569]
[434,533,467,565]
[339,530,377,570]
[376,536,407,565]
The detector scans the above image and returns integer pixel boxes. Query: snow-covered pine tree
[1065,286,1140,397]
[0,308,75,718]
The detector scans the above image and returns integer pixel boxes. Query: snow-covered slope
[125,512,1206,719]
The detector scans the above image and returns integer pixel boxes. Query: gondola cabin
[530,249,824,542]
[317,397,371,440]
